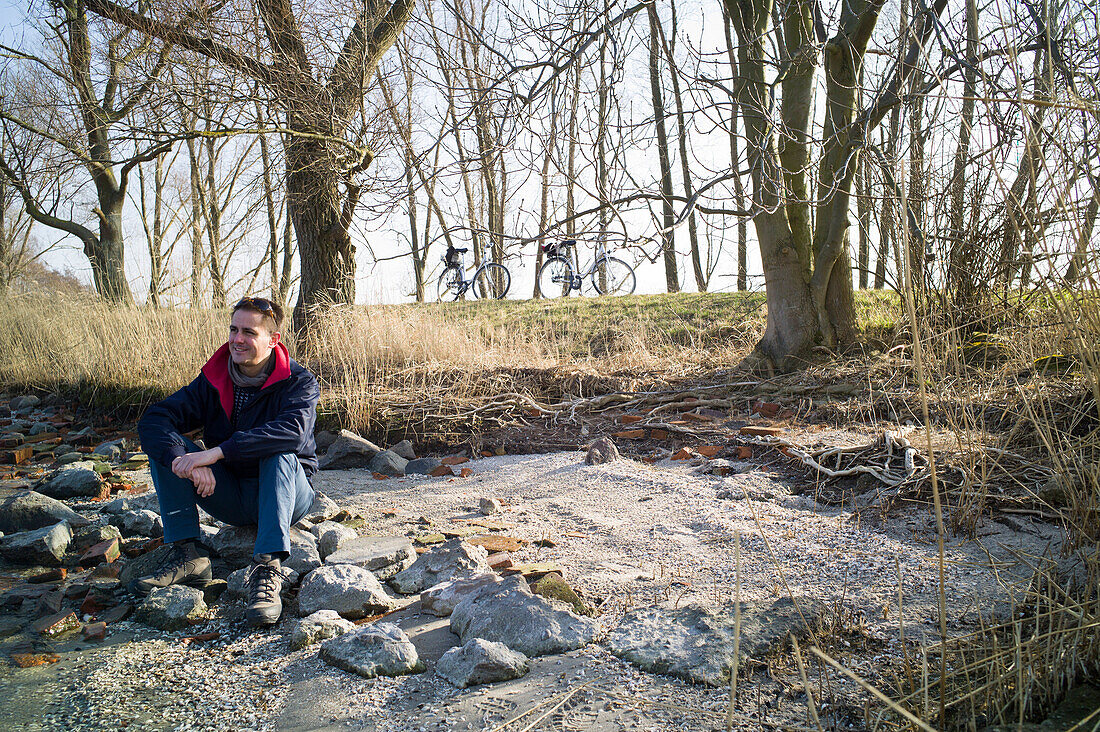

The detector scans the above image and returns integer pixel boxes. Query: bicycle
[536,238,637,298]
[436,245,511,302]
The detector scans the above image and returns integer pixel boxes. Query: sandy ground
[0,440,1066,731]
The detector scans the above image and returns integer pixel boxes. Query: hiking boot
[245,558,284,627]
[129,542,212,597]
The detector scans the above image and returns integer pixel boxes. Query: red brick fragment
[441,456,468,466]
[671,448,694,460]
[372,472,390,480]
[4,446,33,465]
[430,465,455,477]
[486,552,513,571]
[650,429,670,440]
[80,590,115,617]
[737,446,753,459]
[27,568,67,584]
[82,622,107,641]
[459,467,473,478]
[696,445,722,458]
[752,401,781,418]
[619,414,644,424]
[90,563,121,580]
[180,631,220,645]
[681,412,715,423]
[480,450,494,457]
[33,611,80,637]
[739,426,782,437]
[11,653,60,668]
[612,429,645,439]
[99,603,132,624]
[80,538,120,567]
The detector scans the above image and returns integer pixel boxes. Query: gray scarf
[228,352,275,389]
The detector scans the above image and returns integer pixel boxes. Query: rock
[36,463,102,499]
[56,452,84,465]
[585,437,620,465]
[405,457,443,475]
[531,573,591,616]
[73,524,123,552]
[134,586,208,630]
[390,539,491,595]
[108,509,163,539]
[79,538,121,567]
[0,491,90,534]
[298,564,397,619]
[390,440,416,460]
[100,491,160,516]
[325,535,415,580]
[421,573,503,617]
[33,610,80,637]
[302,492,341,523]
[82,621,107,641]
[29,422,53,435]
[311,521,357,560]
[209,525,320,574]
[605,598,814,686]
[436,638,529,688]
[92,439,125,461]
[314,430,338,452]
[201,580,228,604]
[318,430,382,470]
[0,521,72,565]
[289,609,356,650]
[9,395,40,411]
[319,622,424,678]
[368,450,407,477]
[449,575,598,657]
[479,497,502,516]
[227,566,299,600]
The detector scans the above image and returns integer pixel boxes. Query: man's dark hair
[233,296,284,331]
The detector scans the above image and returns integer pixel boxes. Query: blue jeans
[149,439,315,557]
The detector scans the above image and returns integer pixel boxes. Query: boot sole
[246,609,282,627]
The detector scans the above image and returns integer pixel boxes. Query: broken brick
[27,568,67,584]
[90,564,121,580]
[372,472,390,480]
[3,446,33,465]
[480,450,494,458]
[33,611,80,637]
[751,401,781,418]
[429,465,455,477]
[612,429,645,439]
[11,653,60,668]
[737,446,753,459]
[80,589,115,617]
[619,414,644,424]
[681,412,715,423]
[459,467,473,478]
[36,589,64,616]
[650,429,670,440]
[671,448,694,460]
[739,426,782,437]
[441,456,468,465]
[486,552,513,571]
[696,445,722,458]
[467,535,526,553]
[79,538,121,567]
[98,603,132,624]
[81,621,107,641]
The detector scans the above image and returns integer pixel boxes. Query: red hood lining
[201,341,292,420]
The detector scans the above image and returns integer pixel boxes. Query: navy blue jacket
[138,342,319,478]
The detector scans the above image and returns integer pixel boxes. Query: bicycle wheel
[436,265,464,302]
[592,257,636,296]
[537,257,574,299]
[473,262,511,300]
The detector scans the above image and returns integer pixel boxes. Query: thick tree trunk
[648,2,679,293]
[89,188,134,304]
[722,8,748,291]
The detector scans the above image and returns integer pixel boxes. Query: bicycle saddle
[450,247,469,254]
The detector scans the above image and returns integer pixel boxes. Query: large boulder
[436,638,529,688]
[449,575,598,657]
[0,521,72,565]
[421,573,503,618]
[311,521,357,560]
[319,622,423,678]
[134,586,208,630]
[318,430,382,470]
[390,440,416,460]
[36,463,102,499]
[368,450,407,477]
[289,610,356,650]
[604,598,814,687]
[298,564,397,619]
[325,536,415,580]
[209,525,320,574]
[390,539,490,595]
[405,457,443,476]
[0,491,90,534]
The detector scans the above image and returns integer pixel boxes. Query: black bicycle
[537,238,636,298]
[436,245,511,302]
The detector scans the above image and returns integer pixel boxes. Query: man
[134,296,319,627]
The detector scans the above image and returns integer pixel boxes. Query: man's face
[229,309,280,374]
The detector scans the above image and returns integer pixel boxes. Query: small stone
[9,395,40,412]
[467,535,524,553]
[319,622,424,678]
[202,579,228,604]
[56,452,84,465]
[390,440,416,460]
[429,465,455,477]
[436,638,529,688]
[312,521,357,559]
[81,621,107,641]
[478,497,502,516]
[209,525,319,574]
[108,509,162,539]
[585,437,620,465]
[405,457,443,475]
[135,586,208,630]
[298,564,397,619]
[531,573,591,616]
[99,603,133,624]
[0,521,72,565]
[92,440,125,461]
[368,450,407,477]
[289,609,356,650]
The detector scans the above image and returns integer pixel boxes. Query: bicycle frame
[557,242,612,290]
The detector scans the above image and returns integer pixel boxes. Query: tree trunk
[946,0,979,305]
[203,136,226,308]
[648,1,678,293]
[722,7,749,291]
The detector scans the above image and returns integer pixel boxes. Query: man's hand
[189,466,216,498]
[172,447,225,479]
